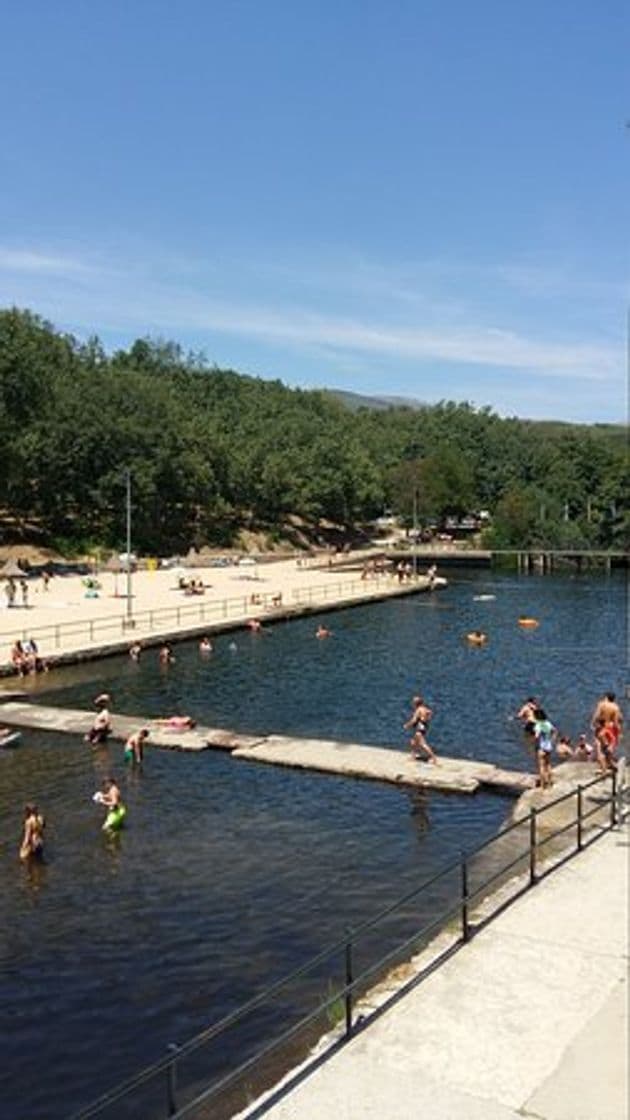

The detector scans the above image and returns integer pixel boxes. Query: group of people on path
[402,688,624,780]
[517,691,623,789]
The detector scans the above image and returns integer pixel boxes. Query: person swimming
[556,735,574,759]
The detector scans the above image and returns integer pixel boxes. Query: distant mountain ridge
[325,389,426,412]
[325,389,626,433]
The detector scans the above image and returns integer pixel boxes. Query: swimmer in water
[199,636,213,654]
[556,735,574,759]
[316,625,331,639]
[19,803,45,861]
[159,643,175,664]
[575,733,594,761]
[516,697,538,735]
[129,641,142,661]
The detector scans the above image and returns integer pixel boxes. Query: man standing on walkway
[533,706,556,789]
[591,692,623,749]
[404,696,438,764]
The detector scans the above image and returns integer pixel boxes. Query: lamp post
[124,467,134,628]
[413,488,418,581]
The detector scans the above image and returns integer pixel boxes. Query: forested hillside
[0,308,627,554]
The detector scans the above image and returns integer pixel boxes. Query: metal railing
[1,574,407,666]
[68,768,626,1120]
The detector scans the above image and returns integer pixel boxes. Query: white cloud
[0,247,93,276]
[0,243,622,386]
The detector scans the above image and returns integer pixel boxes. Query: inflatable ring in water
[103,804,127,832]
[518,617,539,628]
[466,632,487,645]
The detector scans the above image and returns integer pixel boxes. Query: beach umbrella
[105,555,121,596]
[0,559,28,579]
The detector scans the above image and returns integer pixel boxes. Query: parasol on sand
[0,558,28,579]
[105,555,121,596]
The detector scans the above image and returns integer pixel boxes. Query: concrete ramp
[0,701,535,794]
[234,735,489,793]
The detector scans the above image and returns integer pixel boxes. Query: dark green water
[0,569,625,1118]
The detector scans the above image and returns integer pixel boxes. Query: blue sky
[1,0,628,421]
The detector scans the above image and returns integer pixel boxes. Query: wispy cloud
[0,243,623,388]
[0,247,93,276]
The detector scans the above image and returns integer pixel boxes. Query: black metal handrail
[69,768,626,1120]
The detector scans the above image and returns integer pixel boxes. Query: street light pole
[125,467,133,627]
[413,488,418,581]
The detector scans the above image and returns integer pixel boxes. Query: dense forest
[0,308,627,555]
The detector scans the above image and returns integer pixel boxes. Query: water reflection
[21,852,48,895]
[407,788,431,836]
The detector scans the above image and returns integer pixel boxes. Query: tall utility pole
[413,488,418,580]
[124,467,134,627]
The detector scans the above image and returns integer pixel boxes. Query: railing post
[610,768,617,828]
[55,625,60,648]
[166,1043,179,1116]
[461,855,470,942]
[577,785,583,851]
[344,936,353,1037]
[529,808,537,885]
[89,621,94,641]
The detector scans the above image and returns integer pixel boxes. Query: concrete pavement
[237,822,628,1120]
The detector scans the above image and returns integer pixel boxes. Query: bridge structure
[326,545,628,572]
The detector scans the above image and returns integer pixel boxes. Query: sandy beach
[0,552,435,673]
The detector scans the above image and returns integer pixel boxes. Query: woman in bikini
[20,803,45,861]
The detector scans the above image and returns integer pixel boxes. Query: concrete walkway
[0,700,535,793]
[238,822,628,1120]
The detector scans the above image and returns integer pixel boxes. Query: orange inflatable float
[518,617,539,628]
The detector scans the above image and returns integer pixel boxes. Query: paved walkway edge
[232,821,628,1120]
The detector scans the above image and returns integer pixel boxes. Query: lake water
[0,569,625,1118]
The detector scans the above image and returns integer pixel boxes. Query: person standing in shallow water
[125,727,149,765]
[20,804,45,860]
